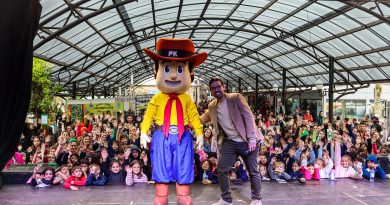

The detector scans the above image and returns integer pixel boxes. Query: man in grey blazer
[200,78,262,205]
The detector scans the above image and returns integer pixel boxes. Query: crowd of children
[253,111,389,183]
[5,105,390,190]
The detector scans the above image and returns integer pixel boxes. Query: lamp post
[315,78,328,118]
[248,86,254,107]
[272,83,279,92]
[272,83,279,115]
[193,79,200,104]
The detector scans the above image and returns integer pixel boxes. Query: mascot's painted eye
[177,66,183,74]
[164,65,170,73]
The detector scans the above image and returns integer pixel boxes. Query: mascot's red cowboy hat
[143,38,208,67]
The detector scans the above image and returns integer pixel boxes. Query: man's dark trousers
[217,139,261,203]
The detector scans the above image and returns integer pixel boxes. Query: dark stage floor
[0,179,390,205]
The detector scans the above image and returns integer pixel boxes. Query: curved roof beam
[112,0,148,70]
[41,17,360,90]
[62,34,307,87]
[343,1,390,24]
[78,53,265,98]
[50,22,341,88]
[74,39,307,92]
[34,1,390,95]
[97,49,273,91]
[34,0,137,49]
[41,15,330,77]
[200,0,313,58]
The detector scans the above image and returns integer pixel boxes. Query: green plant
[29,58,63,118]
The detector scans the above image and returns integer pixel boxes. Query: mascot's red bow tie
[163,93,184,143]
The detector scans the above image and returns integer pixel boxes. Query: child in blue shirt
[362,155,386,180]
[86,164,107,186]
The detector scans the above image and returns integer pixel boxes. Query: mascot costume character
[140,38,207,205]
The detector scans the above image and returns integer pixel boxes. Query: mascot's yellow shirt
[141,92,203,137]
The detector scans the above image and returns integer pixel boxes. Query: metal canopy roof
[34,0,390,97]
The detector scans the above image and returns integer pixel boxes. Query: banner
[84,102,124,115]
[67,104,84,122]
[66,102,124,122]
[41,114,48,125]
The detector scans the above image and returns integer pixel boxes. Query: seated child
[102,148,128,185]
[301,163,320,181]
[259,165,270,181]
[125,160,148,186]
[30,164,55,188]
[6,151,25,168]
[335,140,362,179]
[363,154,386,180]
[86,164,107,186]
[315,158,333,179]
[228,169,241,185]
[63,166,87,190]
[285,147,297,174]
[258,154,268,167]
[316,142,334,179]
[352,156,365,173]
[53,165,70,185]
[67,153,80,168]
[104,160,127,185]
[234,158,249,182]
[200,160,218,185]
[288,161,305,183]
[46,154,58,166]
[208,152,218,175]
[268,158,291,182]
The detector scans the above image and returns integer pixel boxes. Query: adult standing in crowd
[317,111,324,126]
[371,116,382,133]
[200,78,262,205]
[303,109,314,122]
[276,101,285,117]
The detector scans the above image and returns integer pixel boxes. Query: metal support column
[226,80,229,93]
[255,74,259,111]
[92,87,95,99]
[282,68,287,107]
[72,82,77,100]
[238,78,241,93]
[329,56,335,122]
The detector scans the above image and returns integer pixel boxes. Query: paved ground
[0,179,389,205]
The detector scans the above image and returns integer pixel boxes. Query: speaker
[2,165,36,184]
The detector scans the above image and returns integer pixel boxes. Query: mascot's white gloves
[196,135,204,151]
[140,133,151,149]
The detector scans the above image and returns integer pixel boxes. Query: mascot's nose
[170,70,177,80]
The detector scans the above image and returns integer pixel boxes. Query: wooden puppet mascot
[140,38,207,205]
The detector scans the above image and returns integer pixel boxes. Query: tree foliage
[29,58,63,117]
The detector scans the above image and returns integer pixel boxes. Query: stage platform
[0,180,390,205]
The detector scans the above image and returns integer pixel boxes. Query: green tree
[29,57,63,118]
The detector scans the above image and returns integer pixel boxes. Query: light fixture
[195,79,200,86]
[248,86,253,92]
[315,78,327,97]
[315,78,323,90]
[272,83,279,92]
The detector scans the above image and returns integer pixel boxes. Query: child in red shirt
[63,166,87,190]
